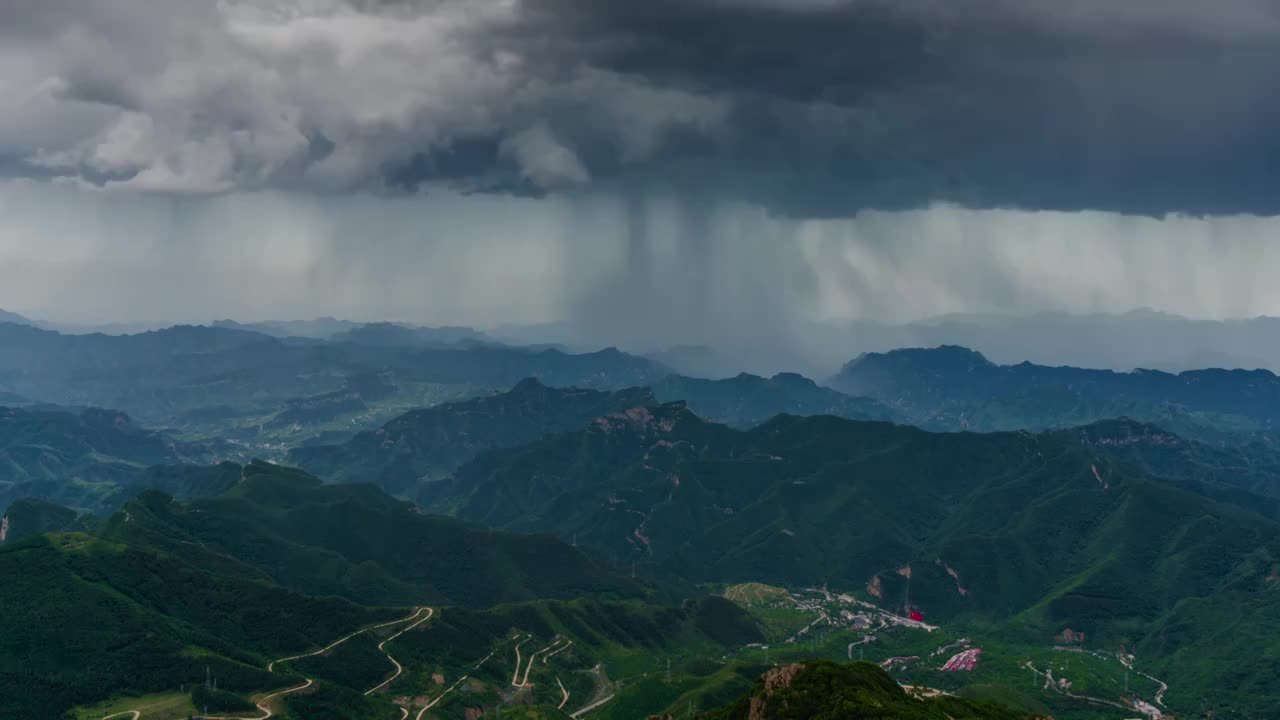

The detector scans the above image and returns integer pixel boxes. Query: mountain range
[417,399,1280,713]
[0,460,768,720]
[292,375,894,498]
[10,317,1280,717]
[831,344,1280,440]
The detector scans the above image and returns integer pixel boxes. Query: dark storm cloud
[503,0,1280,215]
[7,0,1280,214]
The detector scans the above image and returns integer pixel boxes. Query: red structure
[909,611,924,622]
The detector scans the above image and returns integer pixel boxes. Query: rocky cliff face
[748,663,805,720]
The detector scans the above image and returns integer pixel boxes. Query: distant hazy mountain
[0,309,30,326]
[211,316,366,339]
[830,345,1280,439]
[328,321,495,347]
[829,310,1280,373]
[0,324,668,437]
[291,378,657,496]
[653,372,895,428]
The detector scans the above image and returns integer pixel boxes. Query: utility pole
[666,658,671,682]
[205,665,211,691]
[632,560,636,579]
[1125,670,1129,694]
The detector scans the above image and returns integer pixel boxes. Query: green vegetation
[723,582,790,608]
[191,684,256,713]
[417,402,1280,715]
[104,460,638,606]
[0,529,390,719]
[1,496,91,542]
[73,691,195,720]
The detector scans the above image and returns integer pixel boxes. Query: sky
[3,0,1280,354]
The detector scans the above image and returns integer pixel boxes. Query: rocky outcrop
[748,663,805,720]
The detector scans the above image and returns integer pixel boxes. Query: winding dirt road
[543,640,573,665]
[109,607,430,720]
[516,639,568,686]
[510,635,532,686]
[203,679,314,720]
[268,607,431,672]
[365,607,435,695]
[556,676,570,709]
[569,694,615,718]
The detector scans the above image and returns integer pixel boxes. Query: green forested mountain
[290,379,657,496]
[697,661,1031,720]
[0,529,398,720]
[428,405,1280,683]
[105,460,638,607]
[1047,417,1280,512]
[0,404,228,512]
[0,459,762,720]
[652,372,895,428]
[292,372,896,499]
[0,497,89,543]
[830,345,1280,439]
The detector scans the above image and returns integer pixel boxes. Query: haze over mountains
[5,311,1280,719]
[11,307,1280,377]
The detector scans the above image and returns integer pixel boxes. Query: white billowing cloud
[3,0,726,194]
[501,123,590,187]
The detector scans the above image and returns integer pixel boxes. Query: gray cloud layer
[6,0,1280,214]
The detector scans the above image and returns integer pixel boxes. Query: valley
[4,320,1280,718]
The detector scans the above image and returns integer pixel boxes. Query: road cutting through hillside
[510,634,532,686]
[202,679,314,720]
[1022,661,1138,714]
[1119,653,1169,708]
[110,607,430,720]
[268,606,431,671]
[543,640,573,664]
[415,650,498,720]
[557,676,570,709]
[366,607,435,695]
[517,639,568,686]
[570,693,614,718]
